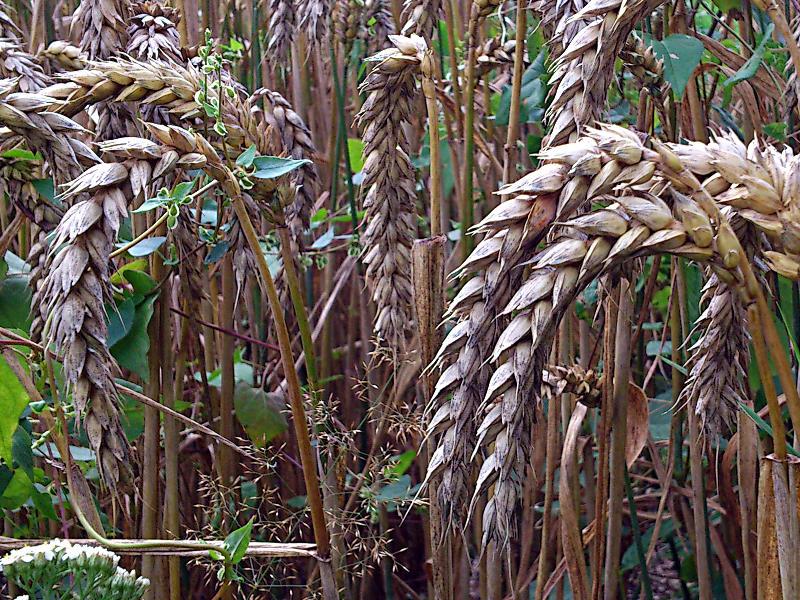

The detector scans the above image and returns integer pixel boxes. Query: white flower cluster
[1,540,150,599]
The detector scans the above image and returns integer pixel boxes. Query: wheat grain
[42,40,88,72]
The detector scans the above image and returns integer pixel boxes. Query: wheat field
[0,0,799,598]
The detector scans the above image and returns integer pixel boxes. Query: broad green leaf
[205,240,230,264]
[12,426,33,480]
[0,469,32,510]
[0,356,29,466]
[644,34,704,98]
[347,138,365,173]
[173,181,196,203]
[724,24,773,89]
[764,122,788,141]
[0,273,31,331]
[224,518,254,564]
[124,270,157,295]
[236,144,258,168]
[33,179,55,202]
[385,450,416,478]
[132,196,167,213]
[110,259,148,285]
[122,236,167,257]
[107,297,136,347]
[311,226,335,250]
[621,519,675,571]
[233,383,287,447]
[252,156,312,179]
[110,295,157,380]
[711,0,740,11]
[31,485,57,520]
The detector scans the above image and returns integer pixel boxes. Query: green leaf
[236,144,258,168]
[121,236,167,257]
[0,356,29,466]
[1,148,37,160]
[31,485,57,520]
[110,295,157,380]
[124,270,157,295]
[311,226,335,250]
[107,297,136,347]
[347,138,365,173]
[205,240,230,264]
[233,383,287,447]
[764,122,788,141]
[0,273,31,331]
[724,24,773,89]
[132,196,167,213]
[251,156,312,179]
[644,34,704,98]
[223,518,254,564]
[173,181,196,204]
[33,178,55,202]
[11,426,33,480]
[385,450,416,478]
[0,469,32,510]
[711,0,740,11]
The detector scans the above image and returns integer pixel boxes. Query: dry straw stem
[431,123,800,547]
[267,0,296,66]
[356,34,426,348]
[42,137,203,491]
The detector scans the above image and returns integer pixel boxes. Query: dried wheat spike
[476,37,527,78]
[0,79,98,180]
[400,0,441,39]
[0,40,50,92]
[252,88,318,234]
[784,16,800,123]
[356,34,426,349]
[297,0,331,48]
[535,0,665,146]
[335,0,360,48]
[126,1,183,64]
[42,40,88,72]
[70,0,135,139]
[267,0,295,66]
[0,0,19,40]
[361,0,395,53]
[681,267,749,439]
[445,122,800,546]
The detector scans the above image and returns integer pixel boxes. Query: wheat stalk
[355,34,426,349]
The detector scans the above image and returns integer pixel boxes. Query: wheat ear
[355,34,426,349]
